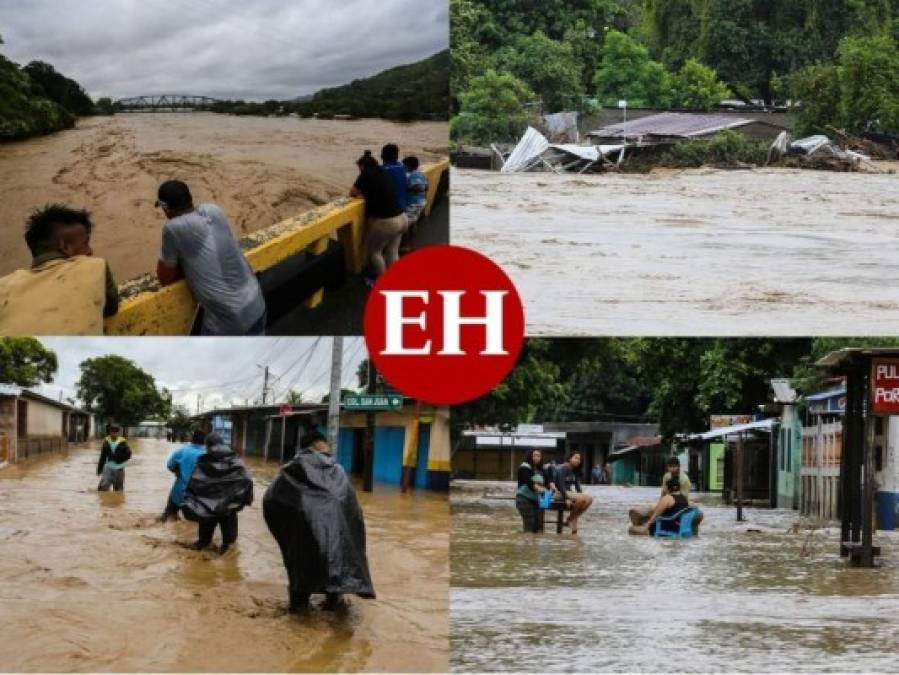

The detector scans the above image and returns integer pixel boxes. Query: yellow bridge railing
[104,159,448,335]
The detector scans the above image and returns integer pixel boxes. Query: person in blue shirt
[381,143,408,210]
[159,429,207,521]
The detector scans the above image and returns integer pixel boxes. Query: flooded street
[451,481,899,672]
[452,167,899,336]
[0,439,448,672]
[0,114,448,282]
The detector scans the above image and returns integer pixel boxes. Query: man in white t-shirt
[155,180,266,335]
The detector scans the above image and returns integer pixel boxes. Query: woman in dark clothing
[350,150,409,283]
[629,477,690,536]
[180,432,254,553]
[515,449,555,533]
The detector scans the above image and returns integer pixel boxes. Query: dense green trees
[76,355,171,428]
[0,338,58,387]
[451,70,535,144]
[452,0,899,143]
[22,60,94,116]
[452,338,872,442]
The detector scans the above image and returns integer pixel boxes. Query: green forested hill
[452,0,899,143]
[295,50,450,120]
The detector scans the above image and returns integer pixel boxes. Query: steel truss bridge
[114,95,222,112]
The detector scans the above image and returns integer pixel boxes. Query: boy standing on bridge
[97,424,131,491]
[155,180,266,336]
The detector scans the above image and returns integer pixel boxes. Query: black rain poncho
[181,442,254,522]
[263,447,375,599]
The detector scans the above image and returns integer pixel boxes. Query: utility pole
[327,337,343,454]
[258,365,270,404]
[196,394,201,415]
[363,357,376,492]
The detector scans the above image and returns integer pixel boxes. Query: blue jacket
[166,443,206,505]
[383,162,408,210]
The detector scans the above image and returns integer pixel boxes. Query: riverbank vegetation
[0,36,104,141]
[451,0,899,145]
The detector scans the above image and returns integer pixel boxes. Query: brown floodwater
[0,114,448,282]
[452,166,899,336]
[0,439,448,672]
[451,481,899,672]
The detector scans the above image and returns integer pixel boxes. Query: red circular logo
[363,245,525,405]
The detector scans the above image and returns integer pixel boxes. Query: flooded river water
[0,114,448,282]
[0,439,448,672]
[452,167,899,336]
[451,481,899,672]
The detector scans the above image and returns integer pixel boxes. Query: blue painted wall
[337,427,355,473]
[374,426,405,484]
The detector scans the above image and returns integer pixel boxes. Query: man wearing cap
[155,180,266,336]
[0,204,119,335]
[97,424,131,491]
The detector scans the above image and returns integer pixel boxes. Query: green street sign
[342,394,404,411]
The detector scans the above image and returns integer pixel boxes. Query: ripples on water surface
[0,440,448,672]
[451,481,899,672]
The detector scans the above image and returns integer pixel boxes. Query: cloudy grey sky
[34,337,367,413]
[0,0,448,100]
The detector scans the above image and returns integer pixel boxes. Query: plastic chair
[653,507,698,538]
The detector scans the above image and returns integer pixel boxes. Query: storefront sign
[871,358,899,414]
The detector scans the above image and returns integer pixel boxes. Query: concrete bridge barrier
[104,159,448,335]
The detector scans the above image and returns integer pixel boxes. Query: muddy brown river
[0,439,448,672]
[0,114,448,283]
[451,481,899,672]
[452,166,899,336]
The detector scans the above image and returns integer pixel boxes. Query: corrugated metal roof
[817,348,899,369]
[805,387,846,402]
[590,112,754,139]
[690,418,778,441]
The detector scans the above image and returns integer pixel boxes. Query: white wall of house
[879,417,899,492]
[25,399,65,437]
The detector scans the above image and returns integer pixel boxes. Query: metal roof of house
[805,387,846,402]
[590,112,756,139]
[689,418,778,441]
[817,348,899,369]
[0,384,80,412]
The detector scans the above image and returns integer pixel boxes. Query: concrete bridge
[114,95,221,112]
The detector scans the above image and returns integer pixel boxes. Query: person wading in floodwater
[263,431,375,612]
[97,424,131,491]
[180,432,253,554]
[155,180,266,336]
[0,204,119,335]
[159,429,207,521]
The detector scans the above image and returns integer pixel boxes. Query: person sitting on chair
[629,477,694,536]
